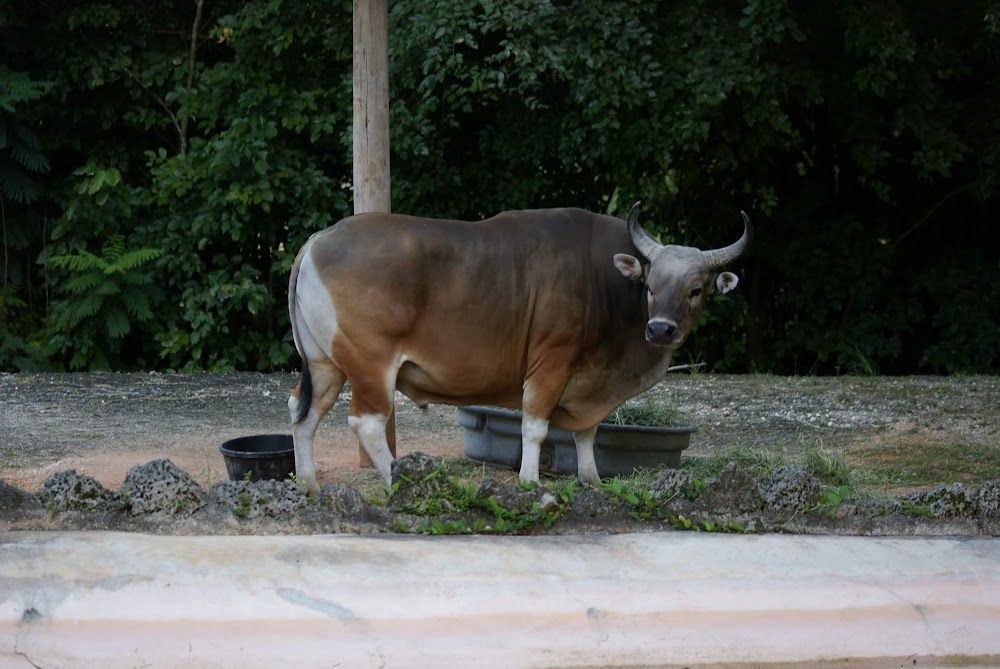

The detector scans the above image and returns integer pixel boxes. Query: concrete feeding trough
[459,405,695,477]
[218,434,295,482]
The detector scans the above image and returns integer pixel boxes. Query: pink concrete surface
[1,532,999,668]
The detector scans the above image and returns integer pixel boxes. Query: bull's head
[613,202,753,349]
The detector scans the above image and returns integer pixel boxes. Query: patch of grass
[859,442,1000,490]
[344,455,514,504]
[897,499,934,518]
[803,442,852,486]
[605,398,693,427]
[681,446,789,481]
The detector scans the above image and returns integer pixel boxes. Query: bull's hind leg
[289,361,347,496]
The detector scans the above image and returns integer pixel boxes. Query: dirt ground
[2,372,997,495]
[0,372,460,493]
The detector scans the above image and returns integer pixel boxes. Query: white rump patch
[294,247,339,360]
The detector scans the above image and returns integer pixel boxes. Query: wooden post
[353,0,390,215]
[353,0,395,465]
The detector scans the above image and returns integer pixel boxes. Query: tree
[2,0,997,374]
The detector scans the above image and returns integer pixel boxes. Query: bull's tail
[288,239,312,425]
[294,362,313,425]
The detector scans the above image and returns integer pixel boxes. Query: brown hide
[299,208,670,431]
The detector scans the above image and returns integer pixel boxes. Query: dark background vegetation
[1,0,998,375]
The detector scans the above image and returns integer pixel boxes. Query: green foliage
[599,476,748,531]
[1,0,997,373]
[0,74,52,203]
[813,484,851,516]
[393,460,576,534]
[0,66,54,366]
[233,493,254,519]
[130,0,352,370]
[47,235,163,370]
[915,252,1000,373]
[599,477,660,521]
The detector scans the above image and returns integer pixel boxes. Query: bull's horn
[702,210,754,269]
[626,201,661,261]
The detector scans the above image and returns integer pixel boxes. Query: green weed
[233,493,253,519]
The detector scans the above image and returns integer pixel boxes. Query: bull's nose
[646,319,678,344]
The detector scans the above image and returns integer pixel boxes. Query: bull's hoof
[517,474,540,488]
[294,477,321,498]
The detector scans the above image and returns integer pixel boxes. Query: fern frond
[0,68,53,111]
[52,294,104,330]
[7,122,50,174]
[108,247,161,273]
[9,120,43,149]
[95,281,122,296]
[105,306,131,339]
[0,163,42,203]
[100,235,126,264]
[60,271,105,294]
[121,290,153,321]
[49,250,110,273]
[124,282,162,310]
[123,270,154,287]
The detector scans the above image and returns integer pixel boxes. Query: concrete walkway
[1,532,998,668]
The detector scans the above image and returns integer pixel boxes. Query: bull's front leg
[348,414,394,484]
[572,425,601,484]
[518,415,550,485]
[519,362,572,485]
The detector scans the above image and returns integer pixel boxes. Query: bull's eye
[690,287,702,298]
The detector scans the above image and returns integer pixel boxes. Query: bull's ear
[614,253,645,281]
[714,271,739,294]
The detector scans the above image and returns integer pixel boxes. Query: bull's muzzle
[645,319,679,346]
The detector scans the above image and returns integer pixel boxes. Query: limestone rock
[211,479,309,519]
[648,468,694,500]
[123,459,207,516]
[36,470,113,511]
[893,483,976,518]
[388,452,455,514]
[694,463,764,514]
[758,466,821,513]
[474,478,558,515]
[0,480,34,513]
[976,480,1000,516]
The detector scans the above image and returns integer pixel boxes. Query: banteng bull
[287,203,752,494]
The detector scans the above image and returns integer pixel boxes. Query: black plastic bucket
[219,434,296,482]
